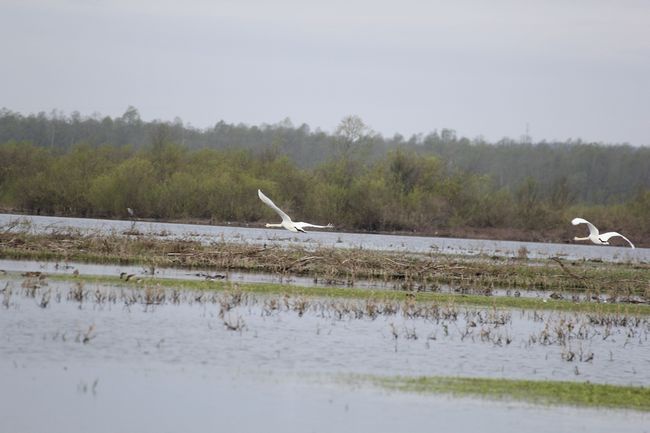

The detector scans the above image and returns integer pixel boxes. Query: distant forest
[1,107,649,242]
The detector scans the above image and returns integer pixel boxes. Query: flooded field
[1,274,649,432]
[2,213,649,432]
[2,213,647,262]
[2,275,649,385]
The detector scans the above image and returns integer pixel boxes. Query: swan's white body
[571,217,635,248]
[258,189,333,233]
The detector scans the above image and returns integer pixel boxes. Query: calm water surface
[3,365,648,433]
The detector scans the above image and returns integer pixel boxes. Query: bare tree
[334,115,374,157]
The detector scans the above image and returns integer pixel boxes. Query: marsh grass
[30,273,650,315]
[3,263,647,413]
[1,230,649,299]
[4,273,649,372]
[362,375,650,411]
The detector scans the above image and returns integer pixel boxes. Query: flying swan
[571,217,635,248]
[258,189,333,233]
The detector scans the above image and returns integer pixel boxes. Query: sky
[1,0,649,145]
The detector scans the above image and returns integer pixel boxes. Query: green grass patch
[361,375,650,411]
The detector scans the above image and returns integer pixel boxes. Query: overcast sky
[1,0,648,145]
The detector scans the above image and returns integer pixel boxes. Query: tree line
[1,136,648,242]
[1,107,649,205]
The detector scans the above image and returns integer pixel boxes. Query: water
[2,213,647,262]
[2,277,649,432]
[2,212,649,432]
[3,366,648,433]
[2,277,648,386]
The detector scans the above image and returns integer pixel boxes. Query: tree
[120,106,141,125]
[334,115,374,157]
[335,115,369,144]
[88,158,158,217]
[149,124,184,181]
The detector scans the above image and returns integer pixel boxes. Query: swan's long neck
[265,223,283,228]
[574,236,590,241]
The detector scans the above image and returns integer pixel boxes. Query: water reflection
[2,277,648,386]
[2,276,649,433]
[3,365,648,433]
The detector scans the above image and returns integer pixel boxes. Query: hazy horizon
[1,0,649,145]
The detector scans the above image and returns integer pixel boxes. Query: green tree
[88,158,158,217]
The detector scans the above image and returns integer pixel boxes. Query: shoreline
[1,209,644,248]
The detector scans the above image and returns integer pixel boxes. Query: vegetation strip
[1,230,649,299]
[15,272,650,315]
[359,376,650,411]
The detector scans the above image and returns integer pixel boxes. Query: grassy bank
[360,376,650,411]
[1,229,648,301]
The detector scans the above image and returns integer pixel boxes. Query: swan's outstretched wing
[571,217,599,237]
[294,222,334,230]
[258,189,291,223]
[599,232,635,248]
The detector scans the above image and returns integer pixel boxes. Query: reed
[1,229,648,300]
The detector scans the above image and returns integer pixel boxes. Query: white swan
[571,217,635,248]
[258,189,333,233]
